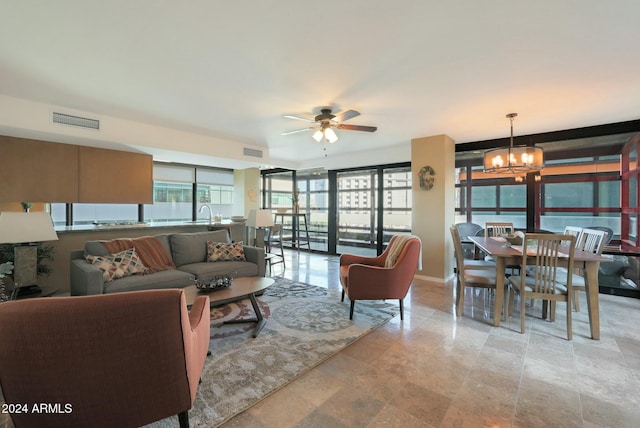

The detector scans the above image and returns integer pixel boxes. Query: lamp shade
[246,209,274,228]
[483,146,544,174]
[0,212,59,244]
[324,128,338,143]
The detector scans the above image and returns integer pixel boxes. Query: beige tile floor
[223,250,640,428]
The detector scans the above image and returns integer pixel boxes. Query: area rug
[149,277,399,427]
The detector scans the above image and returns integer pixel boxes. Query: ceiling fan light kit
[483,113,544,174]
[283,107,377,144]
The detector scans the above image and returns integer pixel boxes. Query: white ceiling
[1,1,639,170]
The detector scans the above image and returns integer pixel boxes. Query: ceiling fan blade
[336,124,377,132]
[282,127,315,136]
[283,114,315,123]
[332,109,360,123]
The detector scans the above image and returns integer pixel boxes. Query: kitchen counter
[54,220,244,234]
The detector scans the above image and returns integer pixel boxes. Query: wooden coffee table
[184,276,275,338]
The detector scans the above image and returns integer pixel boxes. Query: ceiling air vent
[52,112,100,130]
[243,147,263,158]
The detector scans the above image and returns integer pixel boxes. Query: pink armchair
[340,235,421,320]
[0,289,210,428]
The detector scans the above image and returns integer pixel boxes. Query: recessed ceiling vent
[52,112,100,130]
[243,147,263,158]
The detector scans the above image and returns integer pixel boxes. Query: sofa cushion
[170,230,231,267]
[207,241,246,262]
[103,269,195,294]
[86,248,147,281]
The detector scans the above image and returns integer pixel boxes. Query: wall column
[233,168,260,217]
[411,134,455,283]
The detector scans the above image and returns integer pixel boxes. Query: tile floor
[222,250,640,428]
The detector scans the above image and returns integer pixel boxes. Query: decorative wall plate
[418,165,435,190]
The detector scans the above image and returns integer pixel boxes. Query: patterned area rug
[149,277,399,427]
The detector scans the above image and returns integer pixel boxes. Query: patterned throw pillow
[86,248,147,281]
[207,241,246,262]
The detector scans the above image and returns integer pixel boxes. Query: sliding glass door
[337,169,378,256]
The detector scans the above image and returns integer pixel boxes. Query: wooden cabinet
[0,136,152,204]
[0,136,79,202]
[78,146,152,203]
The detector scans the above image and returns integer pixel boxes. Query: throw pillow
[207,241,246,262]
[86,248,147,281]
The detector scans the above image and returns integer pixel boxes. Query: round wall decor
[418,165,435,190]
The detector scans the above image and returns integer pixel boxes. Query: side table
[9,285,60,300]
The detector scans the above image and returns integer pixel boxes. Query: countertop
[55,220,246,234]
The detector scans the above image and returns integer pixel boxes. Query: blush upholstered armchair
[0,289,210,428]
[339,235,421,320]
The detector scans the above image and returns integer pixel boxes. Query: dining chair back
[570,228,607,311]
[563,226,583,246]
[484,222,514,238]
[455,222,483,259]
[508,233,576,340]
[587,226,614,245]
[450,225,504,320]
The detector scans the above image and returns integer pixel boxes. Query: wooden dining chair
[455,222,483,259]
[507,233,576,340]
[451,224,495,271]
[556,228,607,312]
[484,222,516,273]
[563,226,583,243]
[450,226,506,320]
[484,222,515,238]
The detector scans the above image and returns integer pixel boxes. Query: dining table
[468,235,609,340]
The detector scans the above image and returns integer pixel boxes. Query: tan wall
[411,134,456,282]
[233,167,261,217]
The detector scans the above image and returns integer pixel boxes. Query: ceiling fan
[282,108,377,143]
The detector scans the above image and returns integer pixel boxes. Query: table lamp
[0,212,59,297]
[247,209,273,248]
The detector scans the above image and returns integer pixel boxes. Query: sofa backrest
[169,230,231,267]
[84,234,172,257]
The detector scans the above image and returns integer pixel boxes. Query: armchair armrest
[181,293,210,403]
[243,245,266,277]
[70,258,105,295]
[340,252,386,267]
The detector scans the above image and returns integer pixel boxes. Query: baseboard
[414,273,454,284]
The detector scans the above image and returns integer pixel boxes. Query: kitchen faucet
[199,204,213,223]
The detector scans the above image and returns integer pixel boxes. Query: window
[144,164,234,223]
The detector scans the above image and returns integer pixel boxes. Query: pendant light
[483,113,544,174]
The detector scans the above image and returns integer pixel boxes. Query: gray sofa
[70,230,265,295]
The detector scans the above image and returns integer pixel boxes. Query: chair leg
[566,295,573,341]
[508,286,515,317]
[550,301,556,322]
[178,410,189,428]
[455,275,464,317]
[520,289,526,334]
[341,289,345,302]
[349,300,355,320]
[573,290,580,312]
[399,299,404,320]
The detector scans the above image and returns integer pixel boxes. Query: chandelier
[483,113,544,174]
